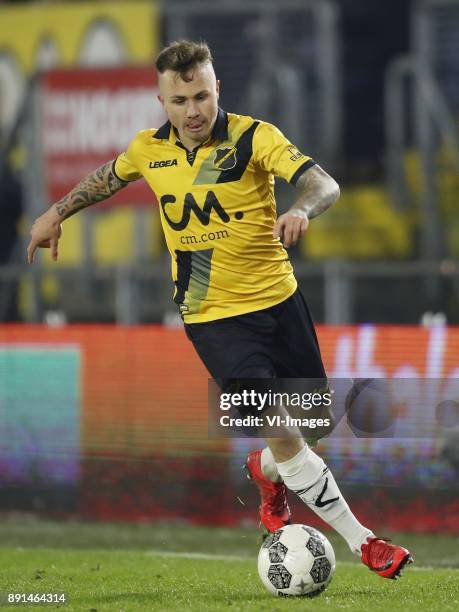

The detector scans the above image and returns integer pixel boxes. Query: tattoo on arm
[290,165,340,220]
[55,161,129,220]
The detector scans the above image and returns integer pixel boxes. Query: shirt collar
[153,108,228,143]
[211,108,229,141]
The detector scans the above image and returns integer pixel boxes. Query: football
[257,524,336,597]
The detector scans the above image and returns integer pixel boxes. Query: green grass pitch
[0,519,458,611]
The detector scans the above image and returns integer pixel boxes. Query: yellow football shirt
[114,109,316,323]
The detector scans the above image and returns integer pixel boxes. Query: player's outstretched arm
[27,160,129,264]
[274,165,340,248]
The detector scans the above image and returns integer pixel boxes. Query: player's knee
[266,437,306,463]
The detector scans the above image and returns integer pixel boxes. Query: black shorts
[184,289,326,379]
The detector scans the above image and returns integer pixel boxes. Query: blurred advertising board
[39,66,166,207]
[1,324,458,455]
[0,324,458,529]
[0,346,80,484]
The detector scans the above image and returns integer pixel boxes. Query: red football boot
[245,449,291,533]
[361,537,413,579]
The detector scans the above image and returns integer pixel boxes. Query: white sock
[276,446,374,554]
[260,447,282,482]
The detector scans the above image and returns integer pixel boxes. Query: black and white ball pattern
[258,524,336,597]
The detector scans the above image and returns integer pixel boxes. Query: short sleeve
[252,121,316,185]
[113,137,143,183]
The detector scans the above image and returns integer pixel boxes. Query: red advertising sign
[40,66,167,207]
[1,324,458,531]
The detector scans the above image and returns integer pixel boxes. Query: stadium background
[0,0,459,537]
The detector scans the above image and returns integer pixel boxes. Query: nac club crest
[214,147,237,170]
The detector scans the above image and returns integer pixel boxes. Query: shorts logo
[149,159,178,168]
[214,147,237,171]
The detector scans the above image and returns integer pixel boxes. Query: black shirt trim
[186,149,198,166]
[211,108,229,141]
[111,158,129,183]
[154,120,172,139]
[290,159,316,185]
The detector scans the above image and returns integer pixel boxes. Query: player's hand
[273,212,309,248]
[27,207,62,264]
